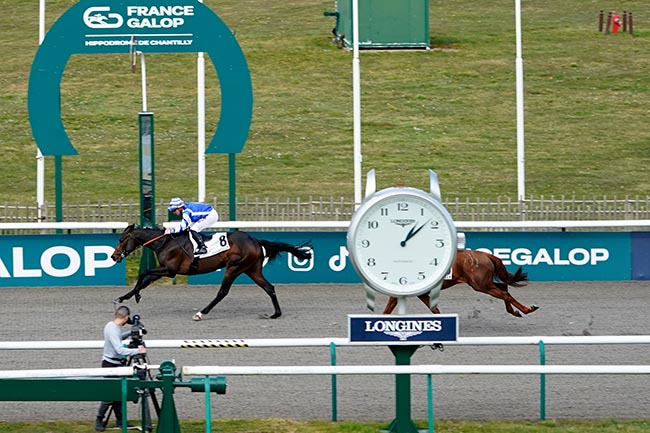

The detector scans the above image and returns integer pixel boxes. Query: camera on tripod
[127,314,147,348]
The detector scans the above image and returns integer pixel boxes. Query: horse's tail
[489,254,529,287]
[258,240,312,263]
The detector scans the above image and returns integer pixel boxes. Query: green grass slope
[1,0,649,205]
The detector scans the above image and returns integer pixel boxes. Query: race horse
[383,249,539,317]
[111,224,311,321]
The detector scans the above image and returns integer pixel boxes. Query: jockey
[166,197,219,254]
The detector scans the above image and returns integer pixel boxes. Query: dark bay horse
[111,224,311,320]
[383,250,539,317]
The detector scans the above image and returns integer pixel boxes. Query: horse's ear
[125,224,135,233]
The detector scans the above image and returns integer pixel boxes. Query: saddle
[187,231,230,258]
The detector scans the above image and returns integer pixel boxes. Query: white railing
[1,219,650,231]
[2,335,649,425]
[2,335,650,349]
[182,364,650,376]
[7,196,650,223]
[0,366,133,379]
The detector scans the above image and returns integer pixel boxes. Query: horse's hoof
[528,304,540,313]
[269,312,281,319]
[135,294,141,304]
[113,298,122,305]
[192,312,203,321]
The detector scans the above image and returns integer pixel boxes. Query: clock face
[347,187,457,297]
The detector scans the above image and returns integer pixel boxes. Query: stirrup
[195,246,207,255]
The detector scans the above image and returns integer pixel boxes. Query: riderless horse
[383,249,538,317]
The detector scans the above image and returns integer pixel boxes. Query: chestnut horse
[111,224,311,320]
[383,250,539,317]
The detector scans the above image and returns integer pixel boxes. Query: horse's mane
[127,223,165,231]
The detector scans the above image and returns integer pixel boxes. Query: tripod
[102,353,160,432]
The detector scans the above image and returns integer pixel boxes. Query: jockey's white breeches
[190,209,219,232]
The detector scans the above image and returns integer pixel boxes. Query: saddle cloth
[188,232,230,258]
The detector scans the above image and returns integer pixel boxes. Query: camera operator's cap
[168,197,185,212]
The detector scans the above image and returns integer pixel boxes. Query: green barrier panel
[0,378,140,401]
[0,361,226,433]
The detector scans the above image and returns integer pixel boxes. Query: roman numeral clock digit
[347,169,463,306]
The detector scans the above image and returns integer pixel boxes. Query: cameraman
[95,305,146,432]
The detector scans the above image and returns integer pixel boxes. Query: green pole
[140,380,148,433]
[204,376,212,433]
[121,377,128,433]
[539,340,546,421]
[138,112,157,274]
[156,361,182,433]
[386,345,420,433]
[330,342,337,421]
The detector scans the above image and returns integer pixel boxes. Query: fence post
[427,374,434,433]
[204,375,212,433]
[598,10,604,31]
[539,340,546,421]
[330,342,337,421]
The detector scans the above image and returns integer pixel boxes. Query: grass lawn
[1,0,649,206]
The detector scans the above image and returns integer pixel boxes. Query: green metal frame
[0,361,225,433]
[139,112,158,274]
[0,377,140,402]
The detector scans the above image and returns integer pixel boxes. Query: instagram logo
[288,247,314,271]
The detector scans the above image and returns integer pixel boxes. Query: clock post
[347,170,464,433]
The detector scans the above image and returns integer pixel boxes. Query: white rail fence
[3,195,650,223]
[1,219,650,233]
[3,335,650,349]
[2,335,650,427]
[2,360,648,433]
[0,366,133,379]
[181,364,650,375]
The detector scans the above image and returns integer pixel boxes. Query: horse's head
[111,224,140,263]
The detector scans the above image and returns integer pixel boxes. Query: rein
[120,232,165,259]
[143,233,166,247]
[142,232,192,258]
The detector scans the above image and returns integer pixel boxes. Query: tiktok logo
[328,246,349,272]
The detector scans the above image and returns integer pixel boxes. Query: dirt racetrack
[1,281,649,422]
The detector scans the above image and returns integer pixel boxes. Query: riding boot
[190,231,207,255]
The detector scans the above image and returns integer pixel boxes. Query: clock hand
[400,225,417,247]
[400,219,431,247]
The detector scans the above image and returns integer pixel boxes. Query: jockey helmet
[168,197,185,212]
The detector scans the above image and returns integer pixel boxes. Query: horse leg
[494,282,519,317]
[481,283,539,317]
[383,294,439,314]
[248,271,282,319]
[382,297,398,314]
[193,274,236,321]
[417,294,441,314]
[116,266,169,304]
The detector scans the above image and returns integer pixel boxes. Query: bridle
[114,232,138,262]
[114,231,166,262]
